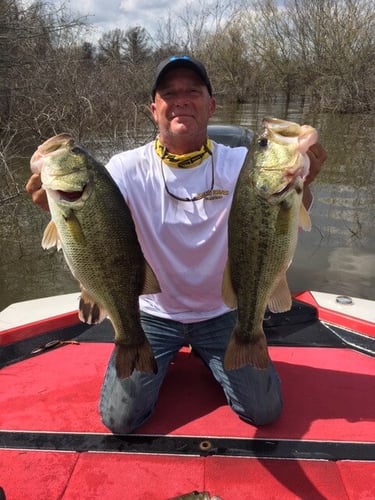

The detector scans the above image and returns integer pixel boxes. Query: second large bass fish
[222,117,318,370]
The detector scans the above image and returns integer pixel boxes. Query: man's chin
[170,118,196,134]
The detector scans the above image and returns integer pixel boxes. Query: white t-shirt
[106,141,248,323]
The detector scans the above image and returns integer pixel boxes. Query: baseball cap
[151,55,213,100]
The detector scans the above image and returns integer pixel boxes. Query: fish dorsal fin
[42,220,62,250]
[141,262,161,295]
[78,287,107,324]
[221,260,238,308]
[299,203,312,231]
[267,274,292,313]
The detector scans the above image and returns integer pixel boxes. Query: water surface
[1,100,374,311]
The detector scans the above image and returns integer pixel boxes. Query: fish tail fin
[115,340,158,379]
[224,329,270,371]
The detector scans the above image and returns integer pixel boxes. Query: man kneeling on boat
[26,55,327,433]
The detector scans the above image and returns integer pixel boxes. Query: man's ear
[150,102,157,117]
[209,96,217,117]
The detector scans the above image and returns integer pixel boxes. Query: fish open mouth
[45,178,93,206]
[50,182,93,204]
[273,182,293,198]
[262,181,295,205]
[57,189,85,202]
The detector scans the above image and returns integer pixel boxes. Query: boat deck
[0,294,374,499]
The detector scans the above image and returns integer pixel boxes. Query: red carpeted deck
[2,450,375,500]
[1,338,374,499]
[1,344,374,440]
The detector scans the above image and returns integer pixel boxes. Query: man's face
[150,67,216,141]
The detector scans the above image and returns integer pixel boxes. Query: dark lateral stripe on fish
[0,431,374,461]
[244,203,273,320]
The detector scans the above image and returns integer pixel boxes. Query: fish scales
[31,134,160,378]
[227,160,299,349]
[222,117,317,371]
[51,163,143,339]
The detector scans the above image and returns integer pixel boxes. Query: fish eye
[71,146,83,155]
[258,137,268,148]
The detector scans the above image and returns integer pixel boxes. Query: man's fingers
[25,173,50,211]
[25,173,42,195]
[305,143,327,185]
[309,142,328,163]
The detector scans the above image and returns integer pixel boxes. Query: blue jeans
[99,311,282,434]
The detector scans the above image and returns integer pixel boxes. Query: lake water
[1,99,374,311]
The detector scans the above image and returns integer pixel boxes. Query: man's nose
[174,91,189,104]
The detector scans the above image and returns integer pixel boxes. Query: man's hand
[306,142,327,185]
[303,142,327,209]
[25,173,49,211]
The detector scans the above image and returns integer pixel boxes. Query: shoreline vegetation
[0,0,374,202]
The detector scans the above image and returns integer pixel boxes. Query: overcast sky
[62,0,190,41]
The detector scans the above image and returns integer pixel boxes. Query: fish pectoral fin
[64,212,86,245]
[141,262,161,295]
[78,287,107,324]
[299,203,312,231]
[42,220,62,250]
[221,261,237,308]
[267,274,292,313]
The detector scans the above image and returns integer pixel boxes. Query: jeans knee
[100,404,153,434]
[237,397,283,426]
[100,411,133,434]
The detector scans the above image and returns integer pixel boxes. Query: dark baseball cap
[151,55,213,100]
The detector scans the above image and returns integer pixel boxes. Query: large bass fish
[222,118,318,370]
[30,134,161,378]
